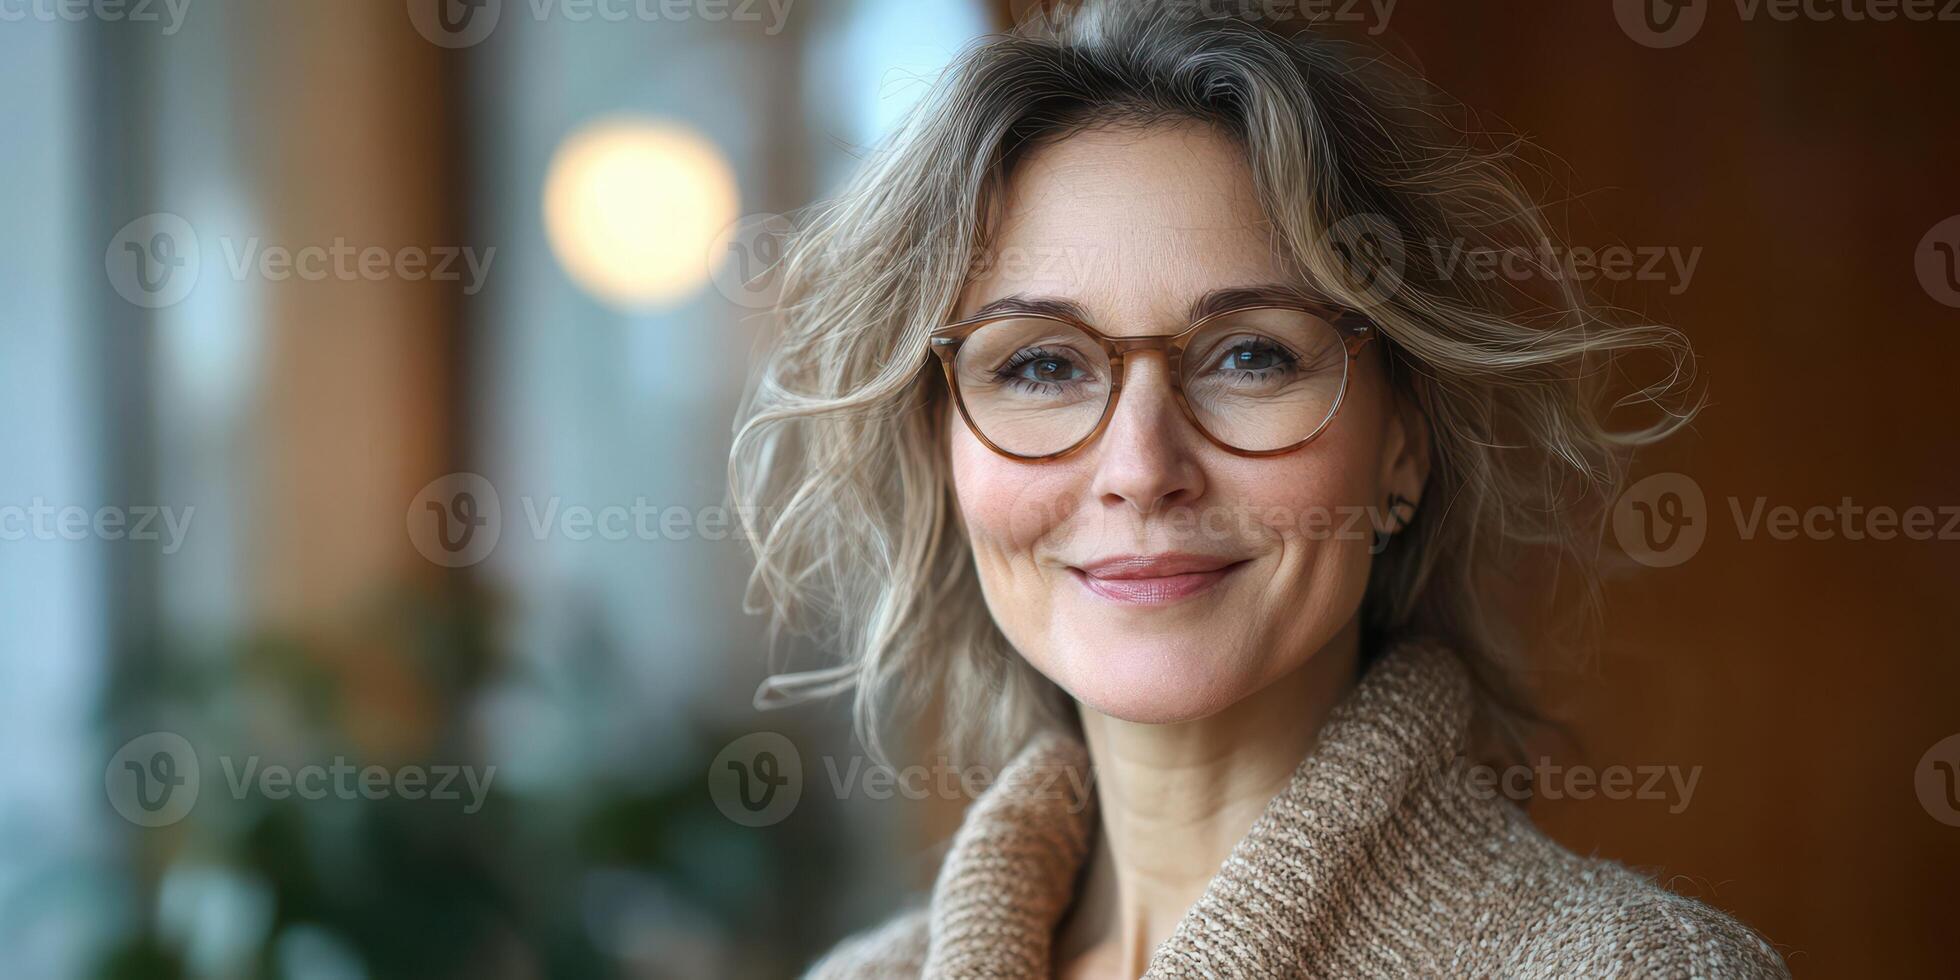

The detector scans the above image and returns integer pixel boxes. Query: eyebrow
[960,282,1332,327]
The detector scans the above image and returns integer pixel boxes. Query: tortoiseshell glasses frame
[926,300,1376,461]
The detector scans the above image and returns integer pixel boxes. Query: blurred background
[0,0,1954,977]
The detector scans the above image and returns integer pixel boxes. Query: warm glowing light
[542,118,739,309]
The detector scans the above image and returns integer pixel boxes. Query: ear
[1374,380,1431,536]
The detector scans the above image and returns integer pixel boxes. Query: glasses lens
[1179,308,1351,452]
[951,316,1111,457]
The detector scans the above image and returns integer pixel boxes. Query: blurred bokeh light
[542,118,739,310]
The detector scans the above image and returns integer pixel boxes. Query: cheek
[952,432,1045,551]
[1236,444,1381,642]
[948,418,1078,619]
[1241,427,1385,556]
[1227,392,1394,673]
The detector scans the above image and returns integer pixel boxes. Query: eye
[1209,337,1298,376]
[998,347,1087,385]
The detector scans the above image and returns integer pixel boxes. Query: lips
[1068,553,1249,605]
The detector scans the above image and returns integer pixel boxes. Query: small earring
[1387,492,1416,531]
[1373,492,1417,552]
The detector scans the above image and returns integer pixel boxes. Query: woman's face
[947,120,1427,725]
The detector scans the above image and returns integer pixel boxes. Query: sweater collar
[921,638,1477,978]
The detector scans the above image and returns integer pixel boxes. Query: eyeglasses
[928,300,1375,460]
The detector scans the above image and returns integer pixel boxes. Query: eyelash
[995,347,1086,392]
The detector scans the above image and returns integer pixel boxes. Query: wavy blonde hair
[728,0,1696,769]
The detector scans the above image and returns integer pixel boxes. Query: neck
[1054,619,1364,977]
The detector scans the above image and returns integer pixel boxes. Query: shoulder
[801,904,930,980]
[1490,847,1791,979]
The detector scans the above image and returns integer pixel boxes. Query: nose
[1087,352,1206,515]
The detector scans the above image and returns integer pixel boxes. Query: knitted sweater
[805,640,1791,978]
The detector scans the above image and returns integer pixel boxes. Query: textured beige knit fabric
[806,640,1791,978]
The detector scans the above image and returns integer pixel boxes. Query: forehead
[958,120,1291,325]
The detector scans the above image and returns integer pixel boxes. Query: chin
[1043,634,1249,724]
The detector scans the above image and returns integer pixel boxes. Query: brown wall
[987,3,1960,976]
[1380,6,1959,977]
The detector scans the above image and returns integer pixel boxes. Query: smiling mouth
[1067,558,1251,605]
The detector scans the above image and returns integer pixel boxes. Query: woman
[730,1,1788,976]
